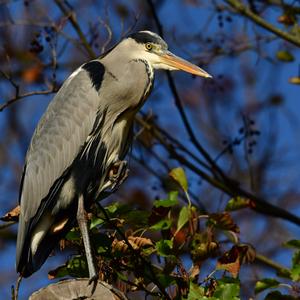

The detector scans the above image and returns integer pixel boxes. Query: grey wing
[16,66,103,265]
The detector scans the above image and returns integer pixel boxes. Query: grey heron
[16,31,212,280]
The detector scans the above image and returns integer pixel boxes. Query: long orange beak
[160,51,212,78]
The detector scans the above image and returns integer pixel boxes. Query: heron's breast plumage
[95,58,153,160]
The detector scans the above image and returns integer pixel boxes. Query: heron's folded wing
[16,62,106,271]
[20,64,105,223]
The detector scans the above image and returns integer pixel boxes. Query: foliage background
[0,0,300,299]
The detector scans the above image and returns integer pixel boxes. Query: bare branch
[0,89,56,112]
[54,0,96,58]
[256,253,292,278]
[225,0,300,48]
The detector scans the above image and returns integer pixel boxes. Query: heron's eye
[145,43,153,51]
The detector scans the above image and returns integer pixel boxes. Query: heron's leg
[77,194,97,284]
[108,160,129,192]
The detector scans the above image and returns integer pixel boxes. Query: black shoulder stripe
[82,61,105,91]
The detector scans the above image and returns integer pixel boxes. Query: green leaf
[154,191,178,208]
[67,256,89,278]
[177,206,190,232]
[291,265,300,281]
[105,203,119,214]
[150,219,172,231]
[169,167,188,192]
[187,282,206,300]
[255,278,280,294]
[264,291,297,300]
[53,266,69,279]
[49,255,93,280]
[214,278,240,300]
[291,250,300,281]
[90,216,104,229]
[276,50,294,62]
[142,247,156,256]
[156,239,173,256]
[169,190,178,201]
[93,233,112,254]
[283,239,300,249]
[48,264,69,280]
[125,210,151,226]
[116,271,128,281]
[65,229,81,241]
[292,250,300,265]
[157,274,176,288]
[225,197,251,211]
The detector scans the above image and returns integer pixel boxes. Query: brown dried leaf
[128,236,153,248]
[112,236,154,253]
[22,63,43,83]
[148,206,170,225]
[173,227,189,246]
[209,212,240,233]
[277,14,295,25]
[205,278,218,298]
[0,205,20,222]
[240,243,256,264]
[189,264,200,280]
[216,245,249,278]
[112,239,128,253]
[217,248,240,278]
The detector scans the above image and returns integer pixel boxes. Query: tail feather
[16,209,76,278]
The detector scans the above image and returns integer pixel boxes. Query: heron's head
[126,31,212,78]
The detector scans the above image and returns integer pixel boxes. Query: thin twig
[0,90,56,112]
[98,17,113,54]
[0,221,16,230]
[225,0,300,48]
[121,11,140,39]
[54,0,96,58]
[137,113,211,171]
[255,253,291,278]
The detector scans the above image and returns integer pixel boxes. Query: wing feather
[16,65,106,271]
[20,67,102,222]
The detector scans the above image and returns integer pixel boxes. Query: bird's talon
[88,275,98,286]
[88,275,98,296]
[107,160,129,192]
